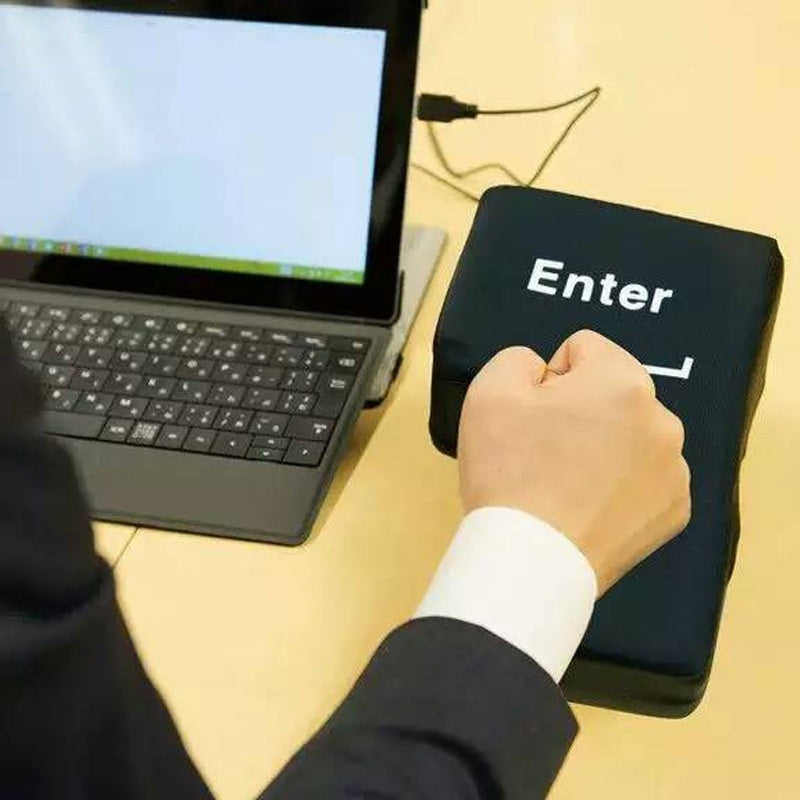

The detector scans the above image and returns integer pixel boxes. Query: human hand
[457,330,691,595]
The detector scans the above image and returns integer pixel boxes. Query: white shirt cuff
[414,507,598,683]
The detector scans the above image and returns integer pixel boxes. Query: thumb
[476,346,548,390]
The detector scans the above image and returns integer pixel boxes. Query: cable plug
[416,94,479,123]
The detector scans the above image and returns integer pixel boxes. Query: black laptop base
[0,286,390,544]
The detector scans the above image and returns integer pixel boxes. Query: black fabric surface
[430,186,783,716]
[0,316,576,798]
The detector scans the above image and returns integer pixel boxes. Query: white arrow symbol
[643,357,695,381]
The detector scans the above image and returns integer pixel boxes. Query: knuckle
[660,408,686,450]
[630,360,656,395]
[573,328,610,351]
[624,377,655,409]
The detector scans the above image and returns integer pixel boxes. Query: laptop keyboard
[0,298,369,468]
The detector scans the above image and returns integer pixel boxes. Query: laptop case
[429,186,783,717]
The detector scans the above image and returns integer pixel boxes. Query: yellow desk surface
[94,522,135,566]
[113,2,800,797]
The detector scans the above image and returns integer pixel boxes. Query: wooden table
[112,2,800,796]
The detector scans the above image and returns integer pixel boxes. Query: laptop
[0,0,425,544]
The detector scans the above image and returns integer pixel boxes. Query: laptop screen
[0,5,387,287]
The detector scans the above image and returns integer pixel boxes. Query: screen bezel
[0,0,422,323]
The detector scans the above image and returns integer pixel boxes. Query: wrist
[417,507,598,682]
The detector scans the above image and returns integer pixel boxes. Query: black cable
[412,86,601,202]
[476,86,600,116]
[412,161,483,203]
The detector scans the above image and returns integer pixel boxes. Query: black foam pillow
[430,186,782,717]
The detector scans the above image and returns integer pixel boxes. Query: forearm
[263,618,577,800]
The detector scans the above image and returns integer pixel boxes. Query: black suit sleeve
[263,618,577,800]
[0,318,577,800]
[0,320,213,800]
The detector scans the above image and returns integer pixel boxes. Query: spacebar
[44,411,105,439]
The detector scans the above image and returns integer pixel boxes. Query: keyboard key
[172,379,211,402]
[144,400,184,424]
[71,368,109,392]
[214,409,253,432]
[74,392,113,416]
[144,333,178,353]
[286,417,334,442]
[80,326,113,346]
[280,370,319,392]
[245,365,282,387]
[43,343,80,365]
[113,330,146,349]
[165,319,197,335]
[298,333,328,348]
[210,432,251,458]
[76,346,113,369]
[17,339,47,361]
[45,387,80,411]
[301,349,331,370]
[242,387,280,411]
[270,346,302,367]
[183,428,215,453]
[332,353,363,372]
[208,383,245,407]
[131,315,165,332]
[176,358,213,380]
[11,301,40,318]
[321,373,354,392]
[246,447,284,462]
[72,308,102,325]
[155,425,189,450]
[18,318,50,339]
[100,417,134,442]
[22,361,43,377]
[242,342,273,364]
[42,306,70,322]
[48,322,82,343]
[199,322,229,337]
[331,337,370,353]
[208,339,242,360]
[127,421,161,446]
[267,331,295,345]
[140,376,177,399]
[109,395,148,419]
[44,410,105,439]
[177,403,216,428]
[105,372,142,395]
[42,364,75,387]
[250,412,289,436]
[177,336,211,357]
[283,440,325,467]
[313,377,351,419]
[103,312,133,327]
[144,354,180,376]
[279,392,316,415]
[110,350,146,372]
[232,326,262,341]
[211,361,247,384]
[252,436,289,450]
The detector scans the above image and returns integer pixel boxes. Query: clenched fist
[458,330,691,595]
